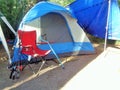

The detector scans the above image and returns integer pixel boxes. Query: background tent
[0,25,11,63]
[0,12,16,36]
[12,1,95,62]
[69,0,120,40]
[0,12,16,63]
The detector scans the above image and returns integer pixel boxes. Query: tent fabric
[11,1,95,63]
[0,12,16,36]
[0,12,16,63]
[19,1,71,28]
[1,16,16,36]
[0,25,11,63]
[69,0,120,40]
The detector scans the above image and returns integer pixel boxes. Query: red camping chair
[18,30,51,74]
[9,30,64,80]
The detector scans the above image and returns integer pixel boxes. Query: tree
[0,0,37,39]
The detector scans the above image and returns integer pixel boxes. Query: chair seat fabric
[18,30,51,57]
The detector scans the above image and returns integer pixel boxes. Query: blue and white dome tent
[11,1,95,64]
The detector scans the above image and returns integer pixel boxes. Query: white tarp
[0,14,16,63]
[0,25,11,63]
[1,16,16,36]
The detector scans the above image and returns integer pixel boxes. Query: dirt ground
[0,43,115,90]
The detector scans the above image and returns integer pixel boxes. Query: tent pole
[0,25,11,63]
[1,16,16,36]
[104,0,111,51]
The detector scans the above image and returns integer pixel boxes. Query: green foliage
[88,34,116,45]
[115,40,120,45]
[0,0,37,39]
[1,0,120,42]
[118,0,120,6]
[0,0,74,39]
[0,0,36,30]
[49,0,75,6]
[87,34,104,44]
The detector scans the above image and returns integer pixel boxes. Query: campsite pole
[0,12,16,36]
[1,16,16,36]
[104,0,111,51]
[0,25,11,63]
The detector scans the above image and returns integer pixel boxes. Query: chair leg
[36,57,46,74]
[56,58,65,69]
[28,64,35,74]
[38,60,46,72]
[49,46,64,69]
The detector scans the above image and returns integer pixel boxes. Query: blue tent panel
[21,2,70,24]
[12,42,94,63]
[69,0,120,40]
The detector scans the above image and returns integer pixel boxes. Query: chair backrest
[18,30,36,47]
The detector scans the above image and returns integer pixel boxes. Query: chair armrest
[38,37,54,44]
[22,45,32,48]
